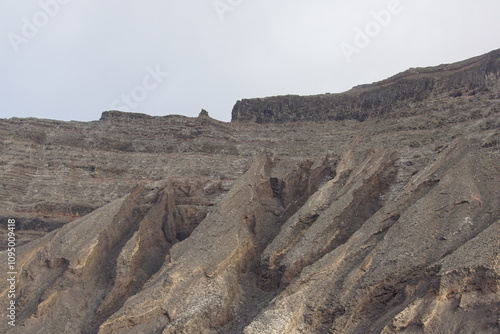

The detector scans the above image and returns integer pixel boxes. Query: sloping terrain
[0,49,499,333]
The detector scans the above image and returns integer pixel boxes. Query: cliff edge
[232,48,500,123]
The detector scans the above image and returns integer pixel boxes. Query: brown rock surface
[0,49,499,333]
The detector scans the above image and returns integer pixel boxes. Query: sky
[0,0,499,122]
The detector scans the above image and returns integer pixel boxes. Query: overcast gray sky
[1,0,499,122]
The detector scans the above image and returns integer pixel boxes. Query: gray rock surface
[232,49,500,123]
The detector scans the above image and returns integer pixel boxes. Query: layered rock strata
[0,49,499,333]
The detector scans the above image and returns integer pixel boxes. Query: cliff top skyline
[1,0,499,122]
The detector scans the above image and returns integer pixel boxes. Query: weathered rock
[0,181,215,333]
[232,48,500,123]
[259,148,397,288]
[97,154,334,334]
[0,49,499,334]
[244,140,500,334]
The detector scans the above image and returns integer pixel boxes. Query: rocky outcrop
[2,137,498,334]
[0,179,220,333]
[244,139,500,334]
[232,48,500,123]
[258,148,397,289]
[0,49,499,333]
[0,154,334,334]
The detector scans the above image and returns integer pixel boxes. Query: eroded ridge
[1,49,499,334]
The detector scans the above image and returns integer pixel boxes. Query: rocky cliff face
[1,50,499,334]
[232,49,500,123]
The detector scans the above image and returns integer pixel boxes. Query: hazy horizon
[1,0,499,122]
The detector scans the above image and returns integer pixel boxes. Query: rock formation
[0,49,499,333]
[232,49,500,123]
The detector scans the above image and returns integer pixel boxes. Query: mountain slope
[0,49,499,333]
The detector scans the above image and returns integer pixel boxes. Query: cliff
[232,48,500,123]
[0,49,499,334]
